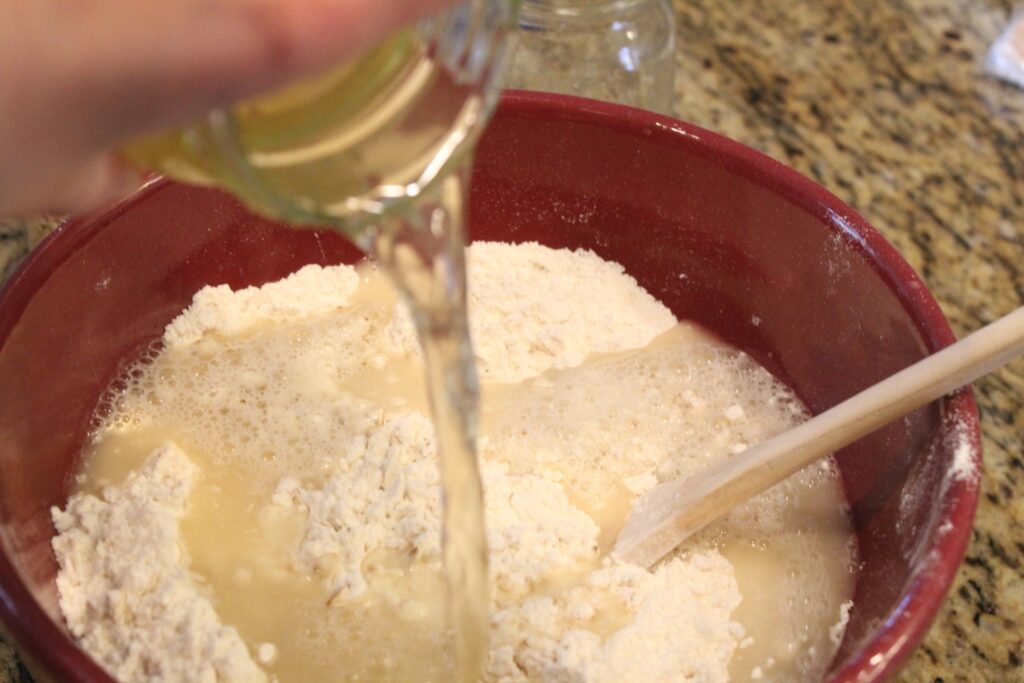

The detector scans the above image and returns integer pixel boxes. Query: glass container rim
[519,0,656,20]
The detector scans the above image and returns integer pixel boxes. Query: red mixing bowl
[0,91,980,682]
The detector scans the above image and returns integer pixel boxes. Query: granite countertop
[670,1,1023,680]
[1,0,1022,681]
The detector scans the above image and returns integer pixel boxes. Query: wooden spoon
[614,306,1024,568]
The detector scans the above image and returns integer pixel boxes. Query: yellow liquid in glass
[122,29,484,232]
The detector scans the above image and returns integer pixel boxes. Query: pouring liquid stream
[365,168,488,681]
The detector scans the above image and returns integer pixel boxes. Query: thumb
[13,154,143,217]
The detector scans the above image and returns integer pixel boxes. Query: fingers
[3,154,143,217]
[62,155,144,215]
[216,0,460,81]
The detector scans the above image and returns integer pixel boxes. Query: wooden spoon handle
[614,306,1024,568]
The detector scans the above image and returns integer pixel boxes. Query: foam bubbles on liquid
[93,299,418,494]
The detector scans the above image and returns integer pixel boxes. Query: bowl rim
[0,90,981,683]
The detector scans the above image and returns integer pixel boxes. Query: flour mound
[483,460,600,598]
[488,553,742,683]
[165,264,360,347]
[387,242,676,383]
[272,413,600,601]
[271,413,442,600]
[51,444,266,683]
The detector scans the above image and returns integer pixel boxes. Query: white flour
[269,413,600,601]
[163,264,361,348]
[51,444,266,683]
[53,242,854,682]
[489,554,741,683]
[388,242,676,383]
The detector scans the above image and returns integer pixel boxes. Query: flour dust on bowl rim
[0,90,981,682]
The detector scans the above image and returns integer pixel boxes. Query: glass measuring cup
[122,0,516,239]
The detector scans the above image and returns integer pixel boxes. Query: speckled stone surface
[1,0,1022,681]
[670,2,1023,680]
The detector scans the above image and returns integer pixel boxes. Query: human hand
[0,0,455,216]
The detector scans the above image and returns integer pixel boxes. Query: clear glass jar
[122,0,516,238]
[506,0,676,114]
